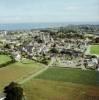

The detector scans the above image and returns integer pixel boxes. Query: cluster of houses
[0,28,99,70]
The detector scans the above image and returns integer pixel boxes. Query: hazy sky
[0,0,99,23]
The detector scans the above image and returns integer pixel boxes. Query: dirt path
[19,57,54,84]
[19,66,49,84]
[0,59,55,99]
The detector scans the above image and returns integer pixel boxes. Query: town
[0,25,99,70]
[0,0,99,99]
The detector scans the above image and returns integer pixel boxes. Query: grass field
[35,67,99,86]
[1,54,99,100]
[90,45,99,54]
[0,55,11,64]
[22,67,99,100]
[23,79,99,100]
[0,60,45,91]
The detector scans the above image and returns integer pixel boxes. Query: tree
[4,44,10,49]
[4,82,24,100]
[50,48,59,54]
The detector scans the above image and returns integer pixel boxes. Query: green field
[0,60,45,90]
[23,79,99,100]
[90,45,99,54]
[0,55,11,64]
[35,68,99,86]
[22,68,99,100]
[0,54,99,100]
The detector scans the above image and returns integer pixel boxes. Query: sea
[0,22,98,31]
[0,23,68,31]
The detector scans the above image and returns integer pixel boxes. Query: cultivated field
[0,55,11,65]
[0,55,99,100]
[35,67,99,86]
[0,60,45,91]
[90,45,99,55]
[22,67,99,100]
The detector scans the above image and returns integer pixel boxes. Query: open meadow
[0,59,45,91]
[22,67,99,100]
[0,56,99,100]
[0,55,11,65]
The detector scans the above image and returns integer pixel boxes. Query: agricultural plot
[1,55,99,100]
[90,45,99,55]
[0,55,11,65]
[22,67,99,100]
[35,67,99,86]
[23,79,99,100]
[0,60,45,91]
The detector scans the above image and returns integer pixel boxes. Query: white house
[12,51,21,61]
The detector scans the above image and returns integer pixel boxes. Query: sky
[0,0,99,23]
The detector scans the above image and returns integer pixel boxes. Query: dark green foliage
[40,58,48,65]
[0,54,16,68]
[50,48,59,54]
[58,27,77,34]
[34,36,44,43]
[4,44,11,49]
[37,39,44,43]
[0,60,15,68]
[4,82,24,100]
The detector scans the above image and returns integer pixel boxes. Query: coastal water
[0,23,68,31]
[0,22,98,31]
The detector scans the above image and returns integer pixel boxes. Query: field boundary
[18,57,54,84]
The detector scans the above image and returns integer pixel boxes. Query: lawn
[35,67,99,86]
[90,45,99,54]
[0,55,11,65]
[23,79,99,100]
[0,60,45,91]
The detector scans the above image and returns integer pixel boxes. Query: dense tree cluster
[4,82,24,100]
